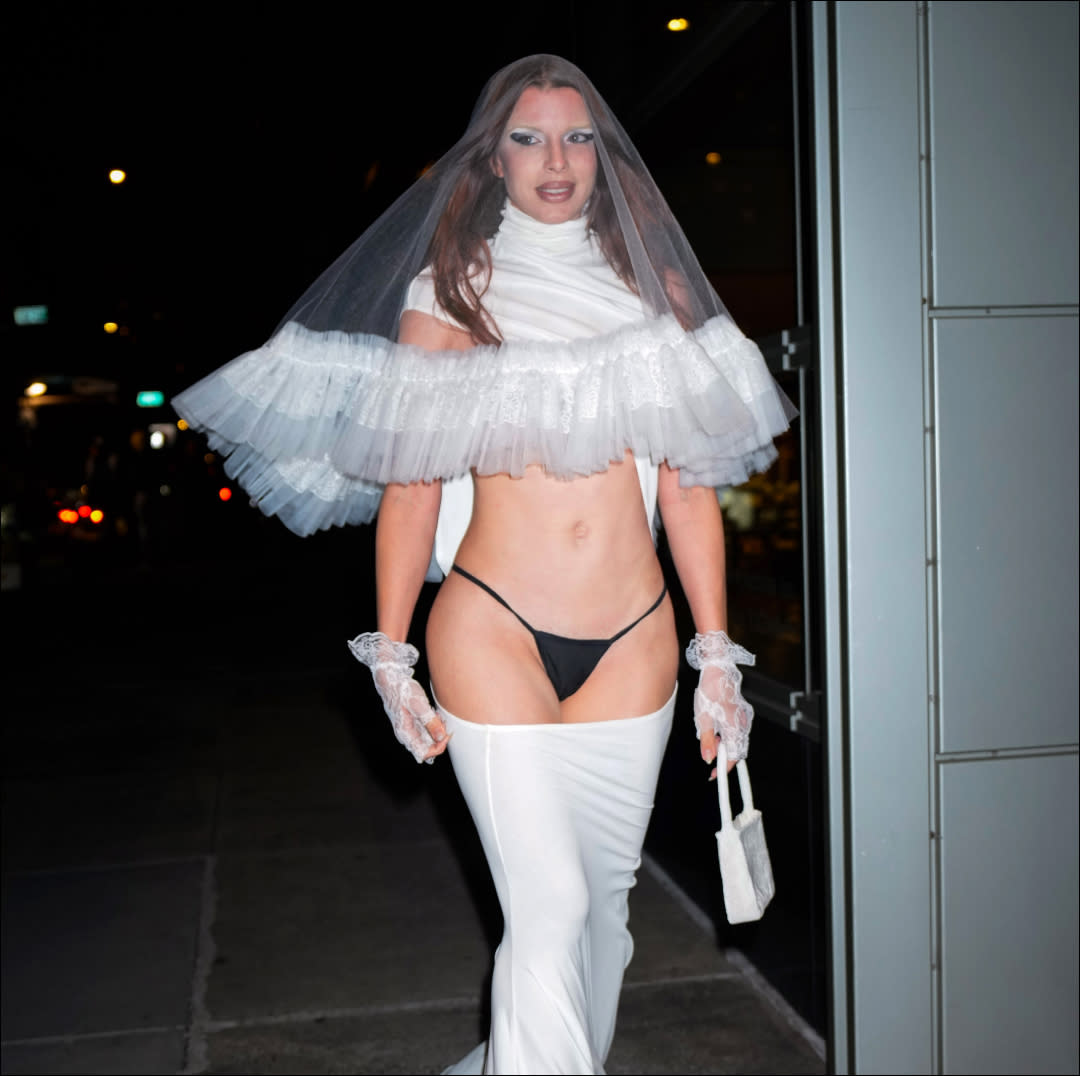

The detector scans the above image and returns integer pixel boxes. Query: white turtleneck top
[404,202,647,341]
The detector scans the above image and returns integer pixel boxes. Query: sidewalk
[1,551,825,1075]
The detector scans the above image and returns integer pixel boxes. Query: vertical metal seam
[791,0,807,331]
[916,4,944,1072]
[812,2,853,1070]
[826,2,856,1067]
[790,1,817,702]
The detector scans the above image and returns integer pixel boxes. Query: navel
[572,520,590,542]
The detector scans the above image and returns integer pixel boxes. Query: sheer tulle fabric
[175,310,791,535]
[172,56,795,535]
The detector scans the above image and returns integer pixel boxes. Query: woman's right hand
[348,632,450,763]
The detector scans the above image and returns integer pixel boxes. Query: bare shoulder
[398,310,475,352]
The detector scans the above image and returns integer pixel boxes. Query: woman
[175,55,793,1075]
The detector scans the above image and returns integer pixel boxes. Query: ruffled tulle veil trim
[172,313,795,537]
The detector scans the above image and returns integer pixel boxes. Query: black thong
[451,564,668,701]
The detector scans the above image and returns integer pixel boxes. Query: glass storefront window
[722,367,804,688]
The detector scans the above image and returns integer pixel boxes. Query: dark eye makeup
[507,129,595,147]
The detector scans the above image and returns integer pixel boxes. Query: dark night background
[2,0,825,1043]
[3,1,796,422]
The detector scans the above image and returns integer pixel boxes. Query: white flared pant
[439,689,676,1076]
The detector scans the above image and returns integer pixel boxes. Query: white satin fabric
[438,690,676,1076]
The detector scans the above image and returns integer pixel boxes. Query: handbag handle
[716,744,756,827]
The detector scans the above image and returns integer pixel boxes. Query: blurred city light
[136,390,165,408]
[109,169,126,184]
[667,17,690,31]
[25,382,47,397]
[13,304,48,326]
[57,504,105,524]
[706,151,723,165]
[177,418,189,430]
[149,421,176,447]
[104,321,119,334]
[218,487,233,502]
[73,377,119,398]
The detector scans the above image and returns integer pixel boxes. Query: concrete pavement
[1,541,825,1074]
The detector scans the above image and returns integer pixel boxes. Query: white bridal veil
[173,54,796,537]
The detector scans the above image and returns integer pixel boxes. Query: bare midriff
[426,451,679,723]
[457,452,663,636]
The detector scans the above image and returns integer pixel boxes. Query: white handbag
[715,744,775,924]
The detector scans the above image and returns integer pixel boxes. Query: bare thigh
[426,572,679,726]
[427,570,561,725]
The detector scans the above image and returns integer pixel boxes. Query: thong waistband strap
[452,564,667,645]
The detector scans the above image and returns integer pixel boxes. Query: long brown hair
[425,56,649,346]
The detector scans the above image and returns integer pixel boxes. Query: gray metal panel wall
[830,3,934,1071]
[935,315,1079,752]
[929,2,1079,308]
[811,5,850,1068]
[925,4,1080,1071]
[817,1,1079,1072]
[939,754,1080,1073]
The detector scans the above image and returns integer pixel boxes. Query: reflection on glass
[723,367,804,686]
[635,0,812,700]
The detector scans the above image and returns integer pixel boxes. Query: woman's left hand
[686,630,755,780]
[699,721,738,780]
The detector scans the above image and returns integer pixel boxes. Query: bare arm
[376,310,475,643]
[657,462,740,774]
[375,478,441,642]
[657,461,728,635]
[349,310,477,763]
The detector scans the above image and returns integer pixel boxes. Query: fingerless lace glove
[685,629,756,762]
[347,632,443,763]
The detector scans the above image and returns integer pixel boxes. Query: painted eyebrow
[507,125,594,135]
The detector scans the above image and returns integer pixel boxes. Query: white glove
[685,629,755,763]
[347,632,447,763]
